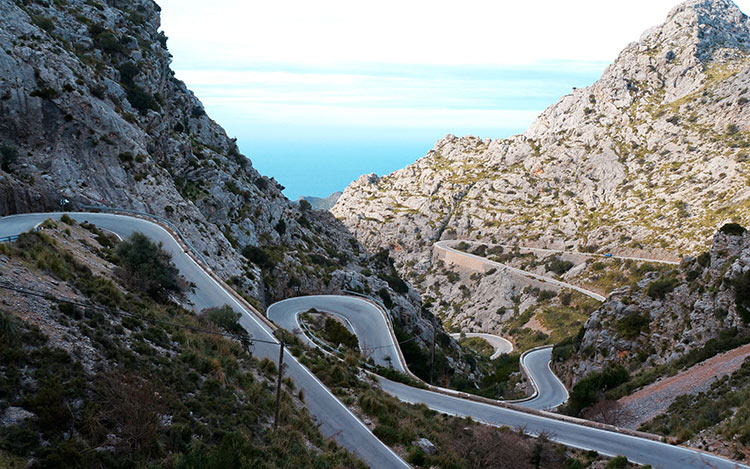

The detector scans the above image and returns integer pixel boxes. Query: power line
[363,335,417,351]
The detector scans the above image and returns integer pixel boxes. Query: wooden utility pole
[430,317,436,385]
[274,331,285,428]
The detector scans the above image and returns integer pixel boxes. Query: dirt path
[617,344,750,429]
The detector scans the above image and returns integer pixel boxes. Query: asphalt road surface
[435,240,607,301]
[268,295,405,372]
[449,332,513,359]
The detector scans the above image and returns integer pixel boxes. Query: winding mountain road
[449,332,513,359]
[0,212,408,469]
[268,295,568,411]
[268,295,405,372]
[1,212,745,468]
[434,240,607,301]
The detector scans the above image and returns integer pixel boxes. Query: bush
[734,271,750,323]
[0,311,19,345]
[373,425,399,445]
[323,318,358,350]
[719,223,747,236]
[30,88,58,100]
[125,84,158,115]
[646,278,676,299]
[697,252,711,268]
[118,62,140,84]
[274,219,286,235]
[605,455,629,469]
[538,290,557,301]
[567,365,629,416]
[407,447,426,466]
[616,312,650,339]
[191,105,205,118]
[32,15,55,32]
[0,145,17,172]
[201,305,247,338]
[547,256,574,275]
[241,245,273,269]
[115,232,182,300]
[59,214,76,225]
[377,288,393,309]
[379,272,409,294]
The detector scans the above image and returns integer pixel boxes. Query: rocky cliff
[333,0,750,343]
[0,0,468,374]
[553,224,750,386]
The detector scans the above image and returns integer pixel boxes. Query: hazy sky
[157,0,749,199]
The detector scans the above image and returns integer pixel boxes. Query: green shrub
[118,151,134,162]
[201,305,247,339]
[377,288,393,309]
[605,455,629,469]
[114,232,182,300]
[547,256,574,275]
[379,272,409,293]
[407,447,426,466]
[241,245,273,269]
[566,365,629,416]
[646,278,676,299]
[734,271,750,323]
[538,289,557,301]
[32,15,55,32]
[118,62,140,84]
[30,88,58,100]
[323,318,358,350]
[719,223,747,236]
[0,311,19,345]
[0,424,39,456]
[274,219,286,235]
[697,252,711,268]
[125,84,158,115]
[373,424,399,445]
[0,145,17,172]
[616,312,650,339]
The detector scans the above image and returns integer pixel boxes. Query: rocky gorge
[0,0,471,380]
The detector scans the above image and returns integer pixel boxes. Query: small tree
[114,232,183,301]
[0,145,18,172]
[201,305,248,340]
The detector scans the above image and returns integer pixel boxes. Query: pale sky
[156,0,750,198]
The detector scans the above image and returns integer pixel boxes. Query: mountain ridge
[332,0,750,382]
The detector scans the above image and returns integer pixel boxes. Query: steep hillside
[553,224,750,386]
[0,0,468,372]
[0,221,365,468]
[333,0,750,336]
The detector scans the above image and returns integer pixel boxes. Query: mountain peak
[639,0,750,61]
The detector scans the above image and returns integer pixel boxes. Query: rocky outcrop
[554,226,750,386]
[333,0,750,338]
[0,0,467,371]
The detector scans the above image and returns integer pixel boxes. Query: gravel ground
[617,344,750,429]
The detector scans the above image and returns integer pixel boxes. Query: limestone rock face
[333,0,750,341]
[0,0,466,367]
[554,228,750,386]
